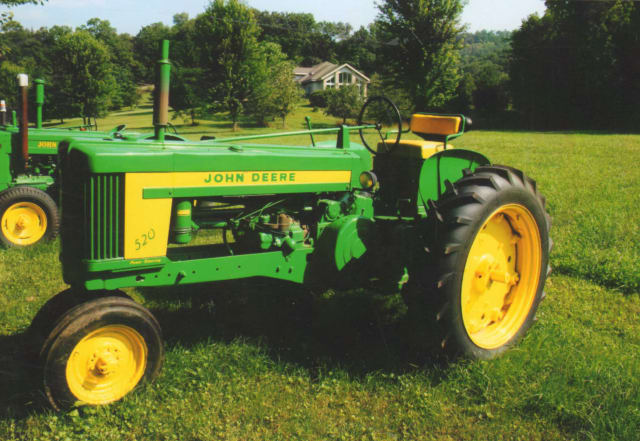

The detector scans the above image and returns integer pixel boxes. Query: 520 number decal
[135,228,156,250]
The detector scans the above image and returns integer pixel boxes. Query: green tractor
[0,74,186,248]
[28,41,551,410]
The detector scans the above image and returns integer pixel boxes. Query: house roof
[293,67,313,76]
[294,62,370,84]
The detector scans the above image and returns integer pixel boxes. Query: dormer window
[339,72,352,84]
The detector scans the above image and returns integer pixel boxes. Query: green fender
[314,215,375,272]
[418,149,490,207]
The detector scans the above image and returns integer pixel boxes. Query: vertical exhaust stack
[35,78,44,129]
[153,39,171,142]
[17,73,29,164]
[0,100,6,126]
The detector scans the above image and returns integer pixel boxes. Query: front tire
[40,296,164,410]
[0,186,59,248]
[421,165,551,359]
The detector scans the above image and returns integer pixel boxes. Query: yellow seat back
[410,114,462,138]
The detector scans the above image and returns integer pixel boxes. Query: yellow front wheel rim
[461,204,542,349]
[66,325,147,405]
[1,202,48,245]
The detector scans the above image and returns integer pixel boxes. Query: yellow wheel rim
[66,325,147,405]
[1,201,47,245]
[461,204,542,349]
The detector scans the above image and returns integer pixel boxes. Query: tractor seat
[378,113,464,159]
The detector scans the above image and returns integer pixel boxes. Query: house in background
[294,62,370,97]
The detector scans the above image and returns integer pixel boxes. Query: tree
[253,11,337,65]
[133,22,171,83]
[170,66,206,126]
[1,0,44,4]
[248,43,302,128]
[273,61,304,129]
[325,84,363,124]
[336,25,378,78]
[367,73,413,119]
[510,1,640,129]
[458,30,511,114]
[1,0,47,52]
[169,13,204,126]
[195,0,263,131]
[51,30,116,121]
[80,18,140,109]
[375,0,466,111]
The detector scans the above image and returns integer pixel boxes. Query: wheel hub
[92,347,121,376]
[66,325,147,404]
[1,202,47,245]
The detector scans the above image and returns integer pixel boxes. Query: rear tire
[40,296,164,410]
[0,186,59,248]
[416,165,551,359]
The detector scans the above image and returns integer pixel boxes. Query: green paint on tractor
[0,72,187,248]
[27,40,552,411]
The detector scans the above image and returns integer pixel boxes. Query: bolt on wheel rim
[1,202,47,245]
[461,204,542,349]
[65,325,147,405]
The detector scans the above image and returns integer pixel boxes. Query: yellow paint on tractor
[65,325,147,405]
[36,141,57,149]
[191,170,350,186]
[410,114,461,136]
[1,201,47,246]
[123,171,352,259]
[461,204,542,349]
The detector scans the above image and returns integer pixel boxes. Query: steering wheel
[112,124,127,133]
[357,96,402,155]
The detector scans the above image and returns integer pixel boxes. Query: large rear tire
[417,165,551,359]
[40,296,164,410]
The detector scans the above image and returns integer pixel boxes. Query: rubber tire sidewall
[42,298,164,410]
[442,185,549,360]
[26,290,132,361]
[0,186,59,248]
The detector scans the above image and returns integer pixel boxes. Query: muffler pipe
[35,78,44,129]
[17,73,29,163]
[154,39,170,142]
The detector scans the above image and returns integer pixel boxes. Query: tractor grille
[62,169,124,262]
[84,174,124,260]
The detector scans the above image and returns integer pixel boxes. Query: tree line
[0,0,638,131]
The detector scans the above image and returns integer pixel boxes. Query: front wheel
[420,165,551,359]
[0,186,59,248]
[40,296,164,410]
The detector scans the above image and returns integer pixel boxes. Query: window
[326,77,335,89]
[339,72,352,84]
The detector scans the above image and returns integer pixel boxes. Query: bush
[309,89,331,108]
[325,85,363,124]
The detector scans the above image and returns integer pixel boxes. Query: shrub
[325,85,363,124]
[309,89,331,108]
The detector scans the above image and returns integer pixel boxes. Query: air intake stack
[153,39,171,142]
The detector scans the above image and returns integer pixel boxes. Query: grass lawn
[1,103,639,440]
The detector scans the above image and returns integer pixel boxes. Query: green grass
[1,106,639,440]
[57,97,350,146]
[455,131,640,293]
